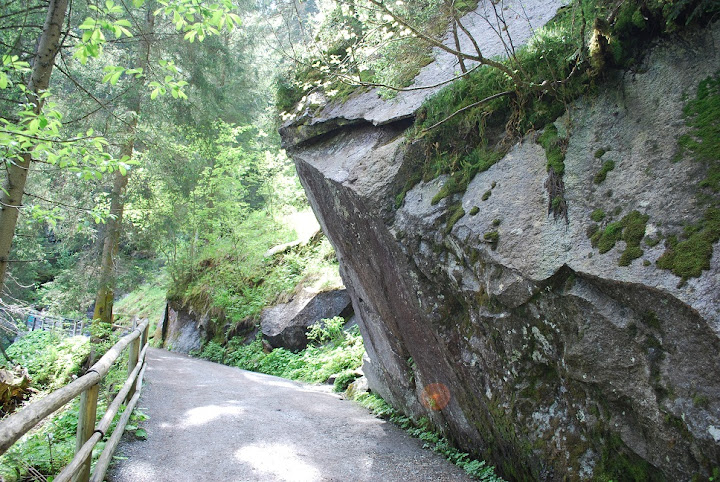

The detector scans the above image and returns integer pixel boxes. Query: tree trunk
[92,6,154,327]
[0,0,69,295]
[92,163,132,324]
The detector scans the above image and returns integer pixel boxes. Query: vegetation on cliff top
[404,0,719,218]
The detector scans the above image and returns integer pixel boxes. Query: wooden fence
[0,319,151,482]
[26,311,88,337]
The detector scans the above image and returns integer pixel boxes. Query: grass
[168,210,342,336]
[113,276,169,327]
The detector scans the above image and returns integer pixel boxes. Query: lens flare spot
[421,383,450,411]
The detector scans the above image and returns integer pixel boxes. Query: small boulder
[261,288,352,352]
[345,375,369,399]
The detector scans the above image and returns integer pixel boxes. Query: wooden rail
[0,318,151,482]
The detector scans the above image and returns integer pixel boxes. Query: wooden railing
[0,319,151,482]
[26,311,88,337]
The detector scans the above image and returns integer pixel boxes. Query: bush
[198,341,226,363]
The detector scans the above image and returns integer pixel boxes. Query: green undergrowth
[0,330,137,481]
[168,210,342,336]
[352,393,504,481]
[196,317,364,391]
[1,331,90,390]
[656,72,720,282]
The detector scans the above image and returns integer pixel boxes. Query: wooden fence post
[127,336,140,402]
[142,322,149,349]
[73,384,99,482]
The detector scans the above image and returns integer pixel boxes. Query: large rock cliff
[280,3,720,480]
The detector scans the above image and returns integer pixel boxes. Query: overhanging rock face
[280,3,720,479]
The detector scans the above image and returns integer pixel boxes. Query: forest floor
[108,348,471,481]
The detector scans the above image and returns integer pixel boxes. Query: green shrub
[306,316,345,344]
[198,341,226,363]
[224,324,364,385]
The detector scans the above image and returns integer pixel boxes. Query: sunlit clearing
[235,443,321,482]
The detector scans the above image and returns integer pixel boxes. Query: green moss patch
[656,208,720,281]
[431,146,502,205]
[444,203,466,234]
[678,72,720,191]
[483,230,500,250]
[656,72,720,282]
[469,206,480,215]
[591,210,649,266]
[594,159,616,184]
[591,209,606,222]
[538,124,567,176]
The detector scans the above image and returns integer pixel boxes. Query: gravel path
[109,348,472,481]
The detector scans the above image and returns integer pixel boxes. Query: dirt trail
[109,348,472,481]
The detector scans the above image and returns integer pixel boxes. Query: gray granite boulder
[280,7,720,480]
[261,288,352,352]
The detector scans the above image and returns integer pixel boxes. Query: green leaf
[0,74,7,89]
[118,164,127,176]
[79,17,96,30]
[151,88,160,100]
[135,428,147,439]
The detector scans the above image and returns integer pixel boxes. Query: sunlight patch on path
[168,403,245,428]
[235,442,321,481]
